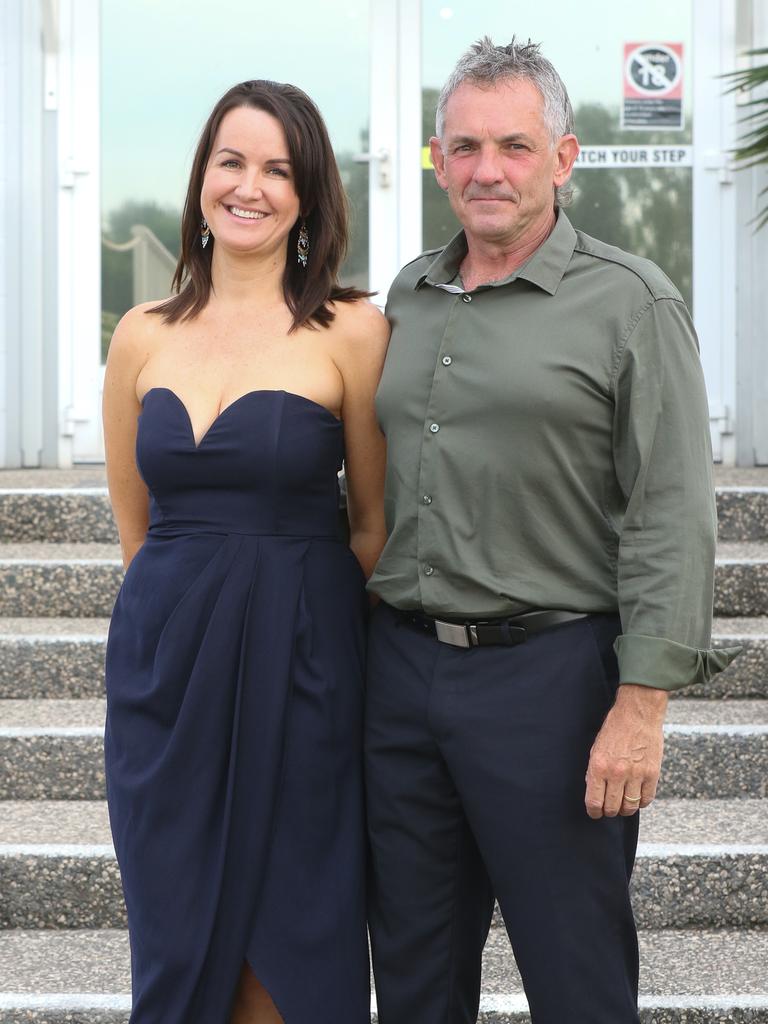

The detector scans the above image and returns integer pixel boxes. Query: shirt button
[429,423,440,433]
[461,293,472,303]
[422,495,432,505]
[442,355,452,366]
[424,565,435,576]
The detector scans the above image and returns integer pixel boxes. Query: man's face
[430,78,578,249]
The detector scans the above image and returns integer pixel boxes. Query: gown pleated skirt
[104,388,370,1023]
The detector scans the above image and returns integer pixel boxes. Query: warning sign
[622,42,684,131]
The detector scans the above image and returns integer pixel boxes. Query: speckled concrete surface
[0,803,111,845]
[658,731,767,798]
[2,712,762,801]
[639,799,768,845]
[0,736,105,800]
[0,493,117,544]
[665,699,768,724]
[717,488,768,540]
[480,927,768,996]
[631,852,768,928]
[0,700,106,728]
[0,853,125,928]
[0,557,122,618]
[715,561,768,617]
[0,468,107,488]
[0,632,107,700]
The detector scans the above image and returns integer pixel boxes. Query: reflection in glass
[101,0,370,361]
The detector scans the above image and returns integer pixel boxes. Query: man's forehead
[442,78,545,133]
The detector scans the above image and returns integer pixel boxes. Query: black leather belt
[396,608,588,648]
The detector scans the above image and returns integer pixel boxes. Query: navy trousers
[365,603,640,1024]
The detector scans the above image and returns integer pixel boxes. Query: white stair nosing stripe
[2,842,765,860]
[715,485,768,494]
[637,842,768,857]
[0,726,104,738]
[0,843,114,857]
[1,993,766,1014]
[663,723,768,735]
[0,994,131,1011]
[0,488,108,496]
[0,559,121,567]
[0,630,108,638]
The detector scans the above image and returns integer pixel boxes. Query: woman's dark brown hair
[149,80,368,331]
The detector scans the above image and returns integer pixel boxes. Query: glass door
[100,0,372,349]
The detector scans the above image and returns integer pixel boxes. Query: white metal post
[692,0,738,463]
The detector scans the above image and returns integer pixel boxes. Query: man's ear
[553,134,580,187]
[429,136,448,191]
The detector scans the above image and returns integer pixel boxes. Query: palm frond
[722,49,768,228]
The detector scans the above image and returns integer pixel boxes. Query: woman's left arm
[336,301,390,580]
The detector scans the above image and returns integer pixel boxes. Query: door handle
[353,147,391,188]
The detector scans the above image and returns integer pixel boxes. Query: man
[365,37,739,1024]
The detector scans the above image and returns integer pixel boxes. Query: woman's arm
[102,306,154,569]
[335,301,390,580]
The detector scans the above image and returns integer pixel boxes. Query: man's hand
[584,684,669,819]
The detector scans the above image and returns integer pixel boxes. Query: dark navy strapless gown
[104,388,370,1024]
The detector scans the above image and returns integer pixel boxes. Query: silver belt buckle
[435,619,472,648]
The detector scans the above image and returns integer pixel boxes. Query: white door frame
[367,0,423,300]
[58,0,103,463]
[692,0,738,463]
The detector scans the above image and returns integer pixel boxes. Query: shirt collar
[416,209,577,296]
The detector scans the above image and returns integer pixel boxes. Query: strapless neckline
[141,387,342,449]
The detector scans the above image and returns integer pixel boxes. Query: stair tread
[664,699,768,725]
[4,698,765,731]
[0,618,110,637]
[0,928,766,1001]
[0,699,105,729]
[712,616,768,636]
[0,543,121,561]
[716,541,768,561]
[1,798,765,849]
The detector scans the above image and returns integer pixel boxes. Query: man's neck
[460,211,556,291]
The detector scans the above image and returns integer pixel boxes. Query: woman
[103,80,388,1024]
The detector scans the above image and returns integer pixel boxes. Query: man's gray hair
[435,36,575,206]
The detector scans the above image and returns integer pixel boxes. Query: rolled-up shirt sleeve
[611,297,741,690]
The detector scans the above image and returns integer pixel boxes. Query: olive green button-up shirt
[368,212,740,691]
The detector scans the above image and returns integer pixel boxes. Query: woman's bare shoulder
[328,298,389,348]
[108,301,172,362]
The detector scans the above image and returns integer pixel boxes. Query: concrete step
[1,799,765,930]
[1,698,764,800]
[0,928,766,1023]
[0,618,764,700]
[0,546,122,618]
[0,701,105,800]
[0,490,117,544]
[0,619,109,700]
[0,483,764,544]
[0,541,764,617]
[715,543,768,616]
[716,486,768,541]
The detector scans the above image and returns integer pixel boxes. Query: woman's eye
[268,167,290,177]
[222,159,240,168]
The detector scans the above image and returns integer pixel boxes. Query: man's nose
[473,147,505,184]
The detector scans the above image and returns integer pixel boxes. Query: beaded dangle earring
[200,217,210,249]
[297,220,309,267]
